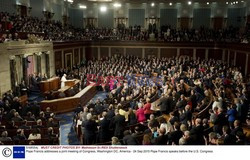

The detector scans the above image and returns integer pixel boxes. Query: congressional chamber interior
[0,0,250,145]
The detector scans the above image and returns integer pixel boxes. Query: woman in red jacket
[143,98,153,120]
[136,103,146,123]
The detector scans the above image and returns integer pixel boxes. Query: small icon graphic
[2,147,12,157]
[13,147,25,159]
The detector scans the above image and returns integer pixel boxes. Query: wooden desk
[40,85,97,114]
[65,79,80,87]
[40,77,60,93]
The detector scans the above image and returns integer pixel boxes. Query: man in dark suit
[190,118,205,145]
[231,120,243,135]
[98,112,111,143]
[168,122,183,145]
[106,105,115,121]
[222,125,236,145]
[19,120,31,130]
[82,113,98,145]
[213,108,227,135]
[151,127,168,145]
[110,109,126,139]
[123,130,138,145]
[157,95,168,114]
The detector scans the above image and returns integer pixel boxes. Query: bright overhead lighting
[169,2,172,6]
[226,2,229,4]
[68,0,73,3]
[100,6,107,12]
[79,5,87,9]
[207,2,209,5]
[151,2,155,7]
[113,3,121,8]
[236,1,238,3]
[188,1,192,5]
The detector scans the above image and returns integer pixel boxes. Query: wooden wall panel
[236,52,246,73]
[179,17,190,29]
[85,47,98,60]
[224,50,229,62]
[126,48,142,57]
[230,51,235,66]
[248,54,250,75]
[64,49,73,69]
[145,48,158,58]
[74,49,80,66]
[80,48,83,61]
[100,47,109,58]
[180,49,193,57]
[111,47,124,56]
[160,48,177,58]
[54,51,62,70]
[196,49,205,59]
[213,17,224,30]
[209,49,223,60]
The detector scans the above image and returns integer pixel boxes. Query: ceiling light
[236,1,238,3]
[169,2,172,6]
[113,3,121,8]
[151,3,155,7]
[100,6,107,12]
[226,2,229,4]
[188,1,192,5]
[207,2,209,5]
[79,5,87,9]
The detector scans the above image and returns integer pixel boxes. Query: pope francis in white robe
[61,74,67,88]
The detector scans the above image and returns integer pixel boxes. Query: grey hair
[86,113,92,120]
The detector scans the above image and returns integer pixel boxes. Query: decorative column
[9,55,17,95]
[205,49,209,60]
[108,47,111,57]
[36,52,42,74]
[157,48,160,58]
[45,51,50,78]
[227,51,230,67]
[222,49,225,62]
[142,48,145,59]
[98,47,101,60]
[177,48,180,57]
[234,51,237,66]
[193,48,196,60]
[22,55,28,86]
[245,53,249,76]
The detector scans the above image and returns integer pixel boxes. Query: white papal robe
[61,76,67,88]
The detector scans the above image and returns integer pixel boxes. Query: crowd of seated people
[71,55,249,145]
[0,89,59,145]
[1,11,250,43]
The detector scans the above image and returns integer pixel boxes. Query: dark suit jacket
[83,120,98,139]
[213,113,227,134]
[151,134,168,145]
[190,125,205,145]
[158,97,168,112]
[99,118,110,142]
[223,134,236,145]
[123,135,138,145]
[111,114,126,137]
[128,113,137,125]
[169,130,183,145]
[231,127,243,136]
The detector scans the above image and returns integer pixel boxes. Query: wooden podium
[40,77,60,93]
